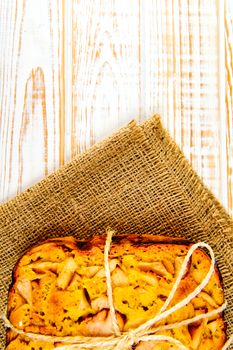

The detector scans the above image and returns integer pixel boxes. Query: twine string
[132,242,216,337]
[2,230,232,350]
[104,229,120,336]
[160,242,215,314]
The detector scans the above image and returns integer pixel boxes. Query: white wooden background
[0,0,232,216]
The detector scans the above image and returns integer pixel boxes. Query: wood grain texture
[0,0,62,201]
[0,0,232,217]
[71,0,141,156]
[225,0,233,216]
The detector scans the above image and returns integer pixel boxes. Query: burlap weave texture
[0,115,232,347]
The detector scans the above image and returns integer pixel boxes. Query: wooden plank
[71,0,141,157]
[140,0,227,207]
[225,0,233,216]
[0,0,62,203]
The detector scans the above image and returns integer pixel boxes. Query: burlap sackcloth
[0,115,232,348]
